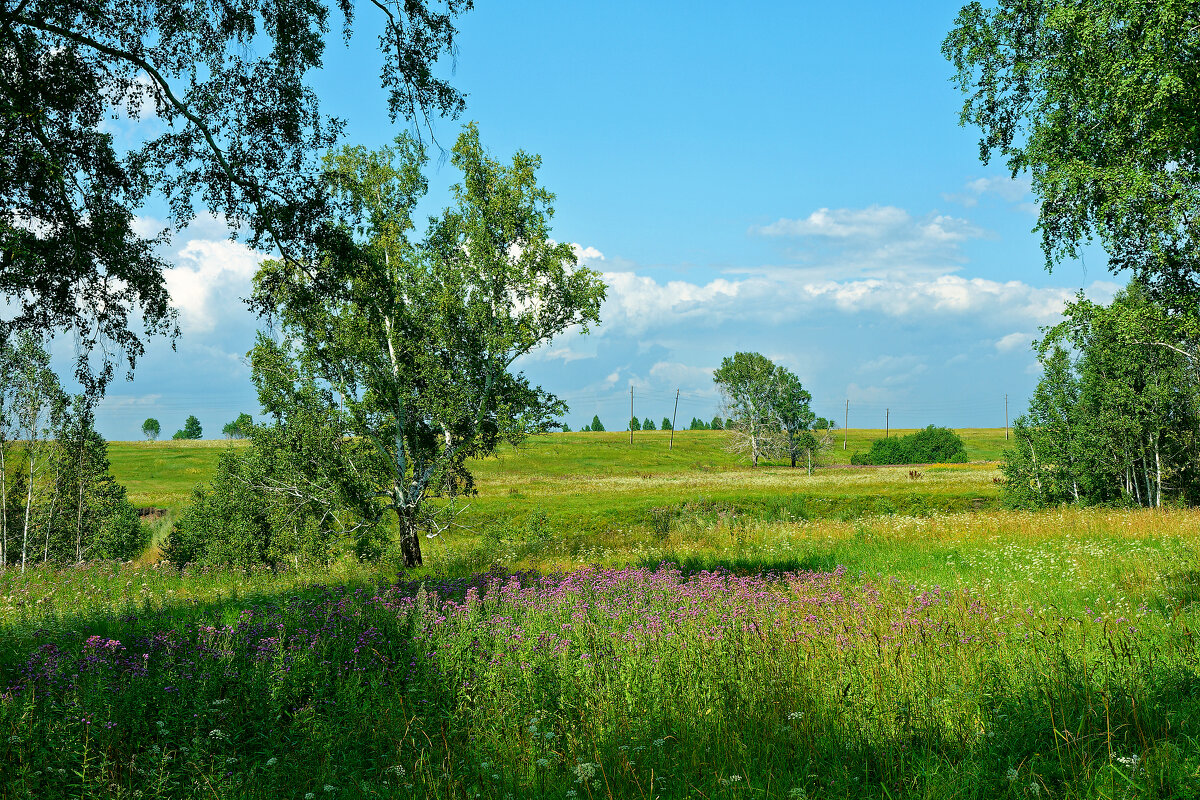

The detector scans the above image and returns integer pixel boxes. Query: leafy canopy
[944,1,1200,301]
[251,125,605,567]
[0,0,472,393]
[172,415,202,440]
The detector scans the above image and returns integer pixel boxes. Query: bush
[851,425,968,465]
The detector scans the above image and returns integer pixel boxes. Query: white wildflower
[1116,754,1141,771]
[1006,767,1018,782]
[266,757,278,767]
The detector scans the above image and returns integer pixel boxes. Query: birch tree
[251,126,605,567]
[713,352,784,468]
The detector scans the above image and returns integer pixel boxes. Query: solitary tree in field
[141,418,160,441]
[661,417,672,431]
[713,352,783,467]
[252,127,605,567]
[590,415,606,432]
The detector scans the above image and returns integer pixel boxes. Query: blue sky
[76,1,1120,439]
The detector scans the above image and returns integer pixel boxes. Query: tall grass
[2,507,1199,798]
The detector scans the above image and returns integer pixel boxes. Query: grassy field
[3,428,1198,798]
[106,428,1014,511]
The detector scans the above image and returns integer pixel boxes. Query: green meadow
[2,428,1199,799]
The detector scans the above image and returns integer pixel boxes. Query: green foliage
[172,415,203,440]
[713,351,783,467]
[689,417,708,430]
[560,422,571,432]
[221,413,253,439]
[944,0,1200,300]
[1001,283,1200,508]
[1,1,472,392]
[714,352,824,469]
[628,416,641,431]
[852,426,969,465]
[641,417,654,430]
[250,126,605,567]
[141,418,160,441]
[710,416,723,430]
[590,415,606,432]
[4,512,1200,799]
[0,365,146,566]
[168,381,386,569]
[661,417,672,431]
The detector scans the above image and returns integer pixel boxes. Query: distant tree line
[576,415,725,433]
[0,334,145,569]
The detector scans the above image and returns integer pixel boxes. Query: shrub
[851,425,968,465]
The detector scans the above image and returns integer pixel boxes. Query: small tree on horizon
[661,417,672,431]
[141,418,160,441]
[590,415,605,432]
[173,415,203,440]
[710,416,723,430]
[222,413,254,439]
[629,416,641,431]
[642,417,655,430]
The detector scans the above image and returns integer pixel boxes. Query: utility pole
[669,389,679,450]
[1005,393,1009,440]
[630,386,634,445]
[885,408,889,438]
[844,399,848,451]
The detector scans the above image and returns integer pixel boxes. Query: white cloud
[944,174,1035,210]
[753,205,911,238]
[571,243,605,263]
[163,237,263,333]
[995,332,1036,353]
[648,360,715,388]
[597,267,1099,337]
[747,204,988,282]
